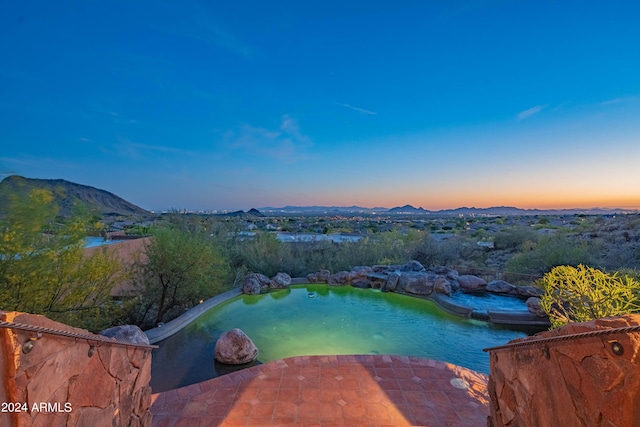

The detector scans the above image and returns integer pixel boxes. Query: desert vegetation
[2,187,640,331]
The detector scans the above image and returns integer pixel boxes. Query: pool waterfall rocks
[147,261,551,392]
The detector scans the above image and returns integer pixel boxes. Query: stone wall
[487,314,640,426]
[0,311,152,427]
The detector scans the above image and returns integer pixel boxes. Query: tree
[539,264,640,328]
[0,188,127,331]
[133,227,230,327]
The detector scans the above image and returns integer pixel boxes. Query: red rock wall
[488,315,640,427]
[0,311,152,427]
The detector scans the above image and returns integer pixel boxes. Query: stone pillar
[0,310,153,427]
[487,315,640,426]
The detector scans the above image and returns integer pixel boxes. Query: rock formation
[270,272,292,289]
[240,261,550,327]
[214,328,259,365]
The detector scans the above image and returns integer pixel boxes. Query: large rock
[351,279,373,289]
[486,280,516,294]
[398,272,437,295]
[398,260,426,272]
[328,271,350,286]
[316,269,331,283]
[99,325,150,345]
[456,275,487,292]
[517,285,545,298]
[214,328,258,365]
[381,272,400,292]
[270,272,292,289]
[434,276,453,296]
[351,266,373,278]
[242,273,272,294]
[429,266,452,275]
[526,297,547,317]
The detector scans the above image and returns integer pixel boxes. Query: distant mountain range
[1,176,635,219]
[0,175,152,218]
[259,204,637,216]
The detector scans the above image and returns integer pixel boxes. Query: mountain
[387,205,431,214]
[219,208,265,218]
[0,175,152,218]
[258,205,385,214]
[257,204,636,216]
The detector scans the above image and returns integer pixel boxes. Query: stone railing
[485,314,640,426]
[0,311,155,427]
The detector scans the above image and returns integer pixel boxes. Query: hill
[387,204,430,214]
[0,175,152,218]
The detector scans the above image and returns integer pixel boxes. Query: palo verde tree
[132,226,230,328]
[539,264,640,329]
[0,188,127,331]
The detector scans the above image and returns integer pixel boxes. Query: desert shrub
[539,264,640,328]
[506,235,599,275]
[0,188,128,331]
[130,227,231,328]
[493,226,538,251]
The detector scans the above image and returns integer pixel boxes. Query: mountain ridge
[0,175,152,218]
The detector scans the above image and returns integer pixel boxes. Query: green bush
[506,235,599,275]
[539,264,640,328]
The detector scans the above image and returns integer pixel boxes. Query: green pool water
[151,285,527,392]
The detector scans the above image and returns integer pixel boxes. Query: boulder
[214,328,258,365]
[382,272,400,292]
[365,272,387,289]
[316,269,331,283]
[328,271,350,286]
[446,269,460,280]
[429,266,452,275]
[399,260,426,272]
[351,266,373,278]
[242,273,272,294]
[526,297,547,317]
[434,276,453,296]
[456,275,487,292]
[398,272,437,295]
[486,280,516,294]
[517,285,545,298]
[372,265,391,273]
[306,273,318,283]
[99,325,149,345]
[270,272,292,289]
[351,279,373,289]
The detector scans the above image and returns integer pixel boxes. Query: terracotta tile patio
[150,354,489,426]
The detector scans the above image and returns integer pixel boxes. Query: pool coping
[145,287,242,344]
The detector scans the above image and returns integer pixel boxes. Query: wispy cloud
[151,3,253,58]
[227,115,314,163]
[336,103,377,115]
[600,96,636,106]
[517,104,547,120]
[113,139,196,158]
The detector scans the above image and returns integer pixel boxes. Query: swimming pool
[151,284,527,392]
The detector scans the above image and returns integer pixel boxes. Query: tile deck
[151,354,489,426]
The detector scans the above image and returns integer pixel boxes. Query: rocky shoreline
[241,260,551,329]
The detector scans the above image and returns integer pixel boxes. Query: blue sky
[1,0,639,211]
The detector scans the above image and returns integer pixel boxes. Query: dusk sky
[1,1,639,211]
